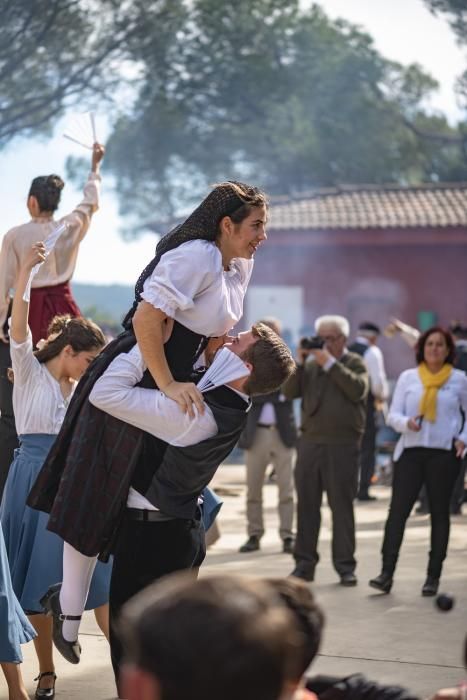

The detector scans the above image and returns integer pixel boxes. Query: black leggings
[381,447,461,578]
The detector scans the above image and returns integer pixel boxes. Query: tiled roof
[268,183,467,230]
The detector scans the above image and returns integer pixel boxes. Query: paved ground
[5,464,466,700]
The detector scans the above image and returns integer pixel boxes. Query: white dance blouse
[0,172,100,330]
[387,367,467,461]
[141,239,254,336]
[10,330,75,435]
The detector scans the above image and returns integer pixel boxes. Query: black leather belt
[126,508,175,522]
[257,423,276,429]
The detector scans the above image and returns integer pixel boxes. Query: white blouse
[141,239,253,336]
[0,173,100,330]
[387,367,467,461]
[10,330,75,435]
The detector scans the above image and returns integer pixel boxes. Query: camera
[300,336,324,350]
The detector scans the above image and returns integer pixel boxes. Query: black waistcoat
[131,384,249,519]
[348,340,374,409]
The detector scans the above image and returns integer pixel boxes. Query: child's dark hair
[7,315,105,383]
[34,315,105,363]
[28,175,65,212]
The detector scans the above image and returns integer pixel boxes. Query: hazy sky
[1,0,465,286]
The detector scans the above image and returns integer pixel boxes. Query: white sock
[60,543,97,642]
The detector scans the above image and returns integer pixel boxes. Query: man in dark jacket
[283,315,368,586]
[238,318,297,554]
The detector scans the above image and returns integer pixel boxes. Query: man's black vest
[348,340,374,411]
[238,390,297,449]
[455,345,467,375]
[131,384,248,519]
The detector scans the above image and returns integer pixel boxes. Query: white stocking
[60,542,97,642]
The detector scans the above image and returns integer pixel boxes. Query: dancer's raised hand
[91,143,105,173]
[163,380,205,418]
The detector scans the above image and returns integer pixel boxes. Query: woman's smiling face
[225,205,268,260]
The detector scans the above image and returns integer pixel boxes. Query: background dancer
[0,521,36,700]
[1,243,109,699]
[0,143,104,498]
[28,181,268,658]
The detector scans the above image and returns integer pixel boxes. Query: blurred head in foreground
[119,573,303,700]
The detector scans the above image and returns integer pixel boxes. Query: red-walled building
[244,183,467,378]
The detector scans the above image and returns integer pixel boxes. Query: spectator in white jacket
[369,326,467,598]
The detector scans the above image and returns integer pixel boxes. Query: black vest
[348,340,374,410]
[238,390,297,449]
[455,345,467,375]
[131,384,249,519]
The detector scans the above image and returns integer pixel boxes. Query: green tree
[424,0,467,41]
[0,0,182,147]
[423,0,467,108]
[104,0,467,225]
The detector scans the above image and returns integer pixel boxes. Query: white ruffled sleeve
[141,240,220,317]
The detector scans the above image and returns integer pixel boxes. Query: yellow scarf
[418,362,452,422]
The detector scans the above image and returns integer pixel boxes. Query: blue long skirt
[0,521,36,663]
[1,434,112,613]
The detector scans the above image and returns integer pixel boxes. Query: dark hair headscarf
[122,181,267,329]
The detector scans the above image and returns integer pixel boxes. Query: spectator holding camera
[283,315,368,586]
[369,327,467,597]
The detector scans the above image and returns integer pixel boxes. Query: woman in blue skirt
[1,521,36,700]
[0,242,109,699]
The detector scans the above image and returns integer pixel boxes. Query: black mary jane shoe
[369,572,393,594]
[421,576,439,597]
[40,583,82,664]
[34,671,57,699]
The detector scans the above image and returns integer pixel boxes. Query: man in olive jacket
[283,315,368,586]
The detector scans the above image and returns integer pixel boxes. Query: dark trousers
[450,458,466,511]
[294,440,359,576]
[0,341,18,499]
[381,447,461,578]
[109,512,206,690]
[358,407,376,497]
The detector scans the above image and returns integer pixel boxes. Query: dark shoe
[239,536,260,553]
[34,672,57,699]
[369,572,393,593]
[266,468,277,484]
[415,505,429,515]
[282,537,294,554]
[340,572,357,586]
[357,493,377,502]
[40,583,82,664]
[422,576,439,597]
[289,565,315,582]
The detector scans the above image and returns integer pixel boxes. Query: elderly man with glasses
[283,315,369,586]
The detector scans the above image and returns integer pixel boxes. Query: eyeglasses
[320,334,343,343]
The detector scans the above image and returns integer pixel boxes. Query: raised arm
[0,231,18,341]
[10,243,46,344]
[63,142,105,240]
[326,356,369,403]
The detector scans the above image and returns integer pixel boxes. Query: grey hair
[315,315,350,338]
